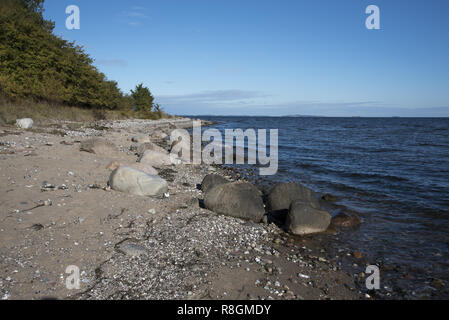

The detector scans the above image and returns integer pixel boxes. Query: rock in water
[109,166,168,196]
[201,174,229,193]
[16,118,33,129]
[331,212,361,228]
[286,200,331,235]
[267,182,320,211]
[80,138,118,157]
[204,182,265,222]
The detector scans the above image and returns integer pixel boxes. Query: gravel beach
[0,118,363,300]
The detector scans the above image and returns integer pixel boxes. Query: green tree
[130,83,154,114]
[0,0,127,110]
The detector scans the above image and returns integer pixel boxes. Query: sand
[0,119,362,300]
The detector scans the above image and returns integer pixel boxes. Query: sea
[195,116,449,299]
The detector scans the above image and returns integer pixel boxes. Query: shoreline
[0,118,363,300]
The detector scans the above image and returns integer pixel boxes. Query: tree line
[0,0,160,116]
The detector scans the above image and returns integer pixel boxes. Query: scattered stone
[200,174,229,193]
[109,166,168,196]
[30,224,44,231]
[353,251,363,259]
[204,182,265,222]
[267,182,320,211]
[286,200,331,235]
[41,181,56,191]
[16,118,34,129]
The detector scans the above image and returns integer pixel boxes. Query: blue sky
[43,0,449,116]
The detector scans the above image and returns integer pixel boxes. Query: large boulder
[201,174,229,193]
[80,138,118,157]
[106,160,158,176]
[267,182,320,211]
[204,182,265,222]
[16,118,33,129]
[286,201,331,235]
[109,166,168,196]
[138,149,175,167]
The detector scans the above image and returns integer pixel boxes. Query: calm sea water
[197,116,449,298]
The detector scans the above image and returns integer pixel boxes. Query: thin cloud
[121,6,149,26]
[158,90,268,104]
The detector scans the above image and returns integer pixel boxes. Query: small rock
[119,242,148,256]
[322,194,337,202]
[16,118,34,129]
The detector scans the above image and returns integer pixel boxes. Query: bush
[0,0,126,109]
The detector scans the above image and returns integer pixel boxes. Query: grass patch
[0,97,173,126]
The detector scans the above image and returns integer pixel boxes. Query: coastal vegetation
[0,0,168,124]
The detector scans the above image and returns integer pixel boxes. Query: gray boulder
[286,200,331,235]
[204,182,265,222]
[16,118,33,129]
[138,149,176,167]
[201,174,229,193]
[80,138,118,157]
[109,166,168,196]
[267,182,320,211]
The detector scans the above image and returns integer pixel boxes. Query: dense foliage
[131,83,154,113]
[0,0,161,115]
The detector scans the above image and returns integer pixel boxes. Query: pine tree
[130,83,154,114]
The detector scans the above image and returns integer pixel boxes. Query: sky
[43,0,449,117]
